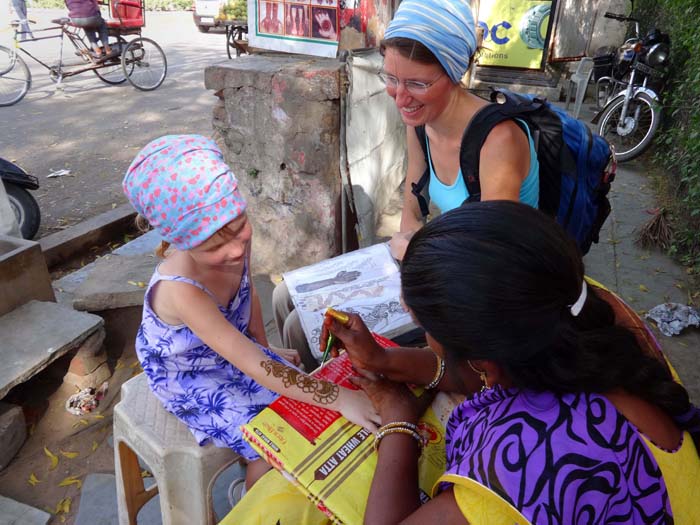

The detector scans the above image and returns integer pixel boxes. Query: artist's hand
[270,346,301,367]
[338,387,381,432]
[350,374,435,426]
[321,312,386,372]
[315,10,337,40]
[389,230,414,261]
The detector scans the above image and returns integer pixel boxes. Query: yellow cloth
[643,432,700,525]
[440,432,700,525]
[440,474,531,525]
[219,469,330,525]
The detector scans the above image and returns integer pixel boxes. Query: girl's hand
[270,346,301,367]
[337,387,381,432]
[320,313,386,372]
[350,374,434,426]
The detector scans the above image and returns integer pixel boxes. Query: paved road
[2,9,234,238]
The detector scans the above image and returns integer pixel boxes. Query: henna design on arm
[260,360,339,405]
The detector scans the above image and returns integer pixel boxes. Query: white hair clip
[569,281,588,317]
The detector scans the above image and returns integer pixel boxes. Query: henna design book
[283,243,416,358]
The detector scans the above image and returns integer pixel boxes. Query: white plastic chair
[113,373,240,525]
[565,57,594,119]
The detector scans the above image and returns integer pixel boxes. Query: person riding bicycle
[65,0,113,59]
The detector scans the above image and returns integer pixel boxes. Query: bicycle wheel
[94,37,130,85]
[122,37,167,91]
[597,92,662,162]
[0,45,31,106]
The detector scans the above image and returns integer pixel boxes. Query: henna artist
[123,135,380,500]
[338,202,700,524]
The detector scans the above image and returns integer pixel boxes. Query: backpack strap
[410,125,431,217]
[461,89,546,203]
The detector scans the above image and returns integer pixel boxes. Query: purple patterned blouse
[442,387,676,524]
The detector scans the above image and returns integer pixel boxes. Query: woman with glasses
[383,0,540,260]
[270,0,540,362]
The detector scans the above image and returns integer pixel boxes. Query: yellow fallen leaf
[129,360,141,368]
[28,473,41,486]
[141,469,152,478]
[60,516,66,523]
[115,359,125,370]
[127,280,138,286]
[679,341,688,347]
[55,497,71,514]
[58,476,82,489]
[92,414,105,420]
[60,450,79,459]
[79,419,89,426]
[639,284,649,293]
[44,447,59,470]
[127,280,147,288]
[674,282,685,290]
[92,441,99,452]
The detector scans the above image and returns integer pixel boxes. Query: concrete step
[0,300,104,400]
[0,494,50,525]
[54,230,161,311]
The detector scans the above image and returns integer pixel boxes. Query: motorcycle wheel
[597,92,661,162]
[5,183,40,239]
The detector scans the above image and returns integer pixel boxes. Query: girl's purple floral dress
[136,261,287,460]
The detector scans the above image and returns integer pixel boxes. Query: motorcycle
[591,11,670,162]
[0,157,41,239]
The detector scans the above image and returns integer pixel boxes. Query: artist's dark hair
[401,201,692,420]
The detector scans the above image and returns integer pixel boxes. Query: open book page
[283,243,415,357]
[242,335,453,524]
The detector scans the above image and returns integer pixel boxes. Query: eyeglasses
[377,71,443,94]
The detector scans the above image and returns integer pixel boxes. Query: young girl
[123,135,380,490]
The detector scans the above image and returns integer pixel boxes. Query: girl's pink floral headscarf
[123,135,246,250]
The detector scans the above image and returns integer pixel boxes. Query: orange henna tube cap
[325,308,350,325]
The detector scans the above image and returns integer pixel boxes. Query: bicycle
[0,0,167,107]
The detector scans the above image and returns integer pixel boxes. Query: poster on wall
[477,0,555,69]
[248,0,341,58]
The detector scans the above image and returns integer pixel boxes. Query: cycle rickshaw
[0,0,167,106]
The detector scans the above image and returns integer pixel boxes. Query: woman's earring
[467,360,490,392]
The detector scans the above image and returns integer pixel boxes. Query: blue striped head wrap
[384,0,477,84]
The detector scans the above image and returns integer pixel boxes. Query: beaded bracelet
[425,353,445,390]
[373,426,424,453]
[377,421,420,433]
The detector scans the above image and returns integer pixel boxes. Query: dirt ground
[0,311,143,524]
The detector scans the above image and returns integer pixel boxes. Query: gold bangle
[378,421,419,433]
[373,426,424,453]
[425,353,445,390]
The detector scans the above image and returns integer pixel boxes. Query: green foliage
[635,0,700,272]
[218,0,246,21]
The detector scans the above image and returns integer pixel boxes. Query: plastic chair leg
[573,68,594,119]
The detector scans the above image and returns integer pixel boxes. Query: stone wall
[205,55,345,274]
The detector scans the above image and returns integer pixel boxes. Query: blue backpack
[411,88,616,254]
